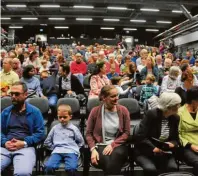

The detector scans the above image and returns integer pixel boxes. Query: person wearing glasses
[1,81,44,175]
[44,104,84,176]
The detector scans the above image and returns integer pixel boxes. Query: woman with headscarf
[134,92,181,176]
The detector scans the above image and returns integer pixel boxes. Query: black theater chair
[27,97,49,126]
[1,96,12,111]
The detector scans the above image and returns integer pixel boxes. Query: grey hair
[157,92,181,111]
[169,66,181,79]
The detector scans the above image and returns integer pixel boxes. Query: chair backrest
[57,98,80,119]
[27,98,49,114]
[1,97,12,112]
[83,75,90,89]
[158,172,194,176]
[118,98,140,119]
[87,98,101,114]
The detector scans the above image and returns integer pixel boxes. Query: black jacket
[135,108,180,156]
[58,74,84,98]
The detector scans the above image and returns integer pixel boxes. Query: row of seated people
[1,82,198,176]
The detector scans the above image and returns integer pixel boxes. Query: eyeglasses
[10,92,23,96]
[58,116,69,119]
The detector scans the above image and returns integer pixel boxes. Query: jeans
[73,73,84,86]
[47,94,58,109]
[1,147,36,176]
[44,153,78,175]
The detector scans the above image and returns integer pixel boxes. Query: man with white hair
[106,53,120,74]
[97,50,108,63]
[70,53,87,85]
[155,55,163,69]
[136,49,148,66]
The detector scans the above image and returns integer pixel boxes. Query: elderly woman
[21,65,44,98]
[106,53,120,74]
[134,92,181,176]
[86,85,130,175]
[178,86,198,176]
[89,61,110,99]
[160,66,181,94]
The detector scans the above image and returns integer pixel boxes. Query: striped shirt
[159,118,170,141]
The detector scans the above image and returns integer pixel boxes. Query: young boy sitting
[44,104,84,176]
[111,76,132,97]
[140,74,158,103]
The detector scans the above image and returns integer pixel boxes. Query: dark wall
[2,25,161,46]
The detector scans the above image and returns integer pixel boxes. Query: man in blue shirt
[1,81,44,175]
[185,51,196,66]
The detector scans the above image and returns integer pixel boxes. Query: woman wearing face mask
[134,92,181,176]
[86,85,130,175]
[21,65,44,98]
[160,66,181,94]
[178,86,198,176]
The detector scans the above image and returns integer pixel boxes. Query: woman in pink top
[89,61,110,98]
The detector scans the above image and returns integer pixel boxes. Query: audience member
[86,85,130,175]
[107,64,119,80]
[0,58,19,88]
[70,53,87,85]
[185,51,196,66]
[135,92,181,176]
[140,74,158,103]
[12,58,23,78]
[161,66,180,94]
[87,53,98,74]
[21,65,44,98]
[1,81,44,175]
[44,104,84,176]
[58,64,84,98]
[178,86,198,176]
[89,61,110,98]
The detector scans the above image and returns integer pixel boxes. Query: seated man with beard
[1,81,44,175]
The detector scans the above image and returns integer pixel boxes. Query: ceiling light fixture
[6,4,27,8]
[140,8,159,12]
[103,19,120,22]
[146,29,159,32]
[76,18,92,21]
[54,26,69,29]
[9,26,23,29]
[123,28,137,31]
[1,17,11,20]
[48,18,65,20]
[130,19,146,23]
[73,5,94,9]
[107,6,128,10]
[40,5,60,8]
[21,17,38,20]
[100,27,115,30]
[156,20,172,24]
[172,10,183,13]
